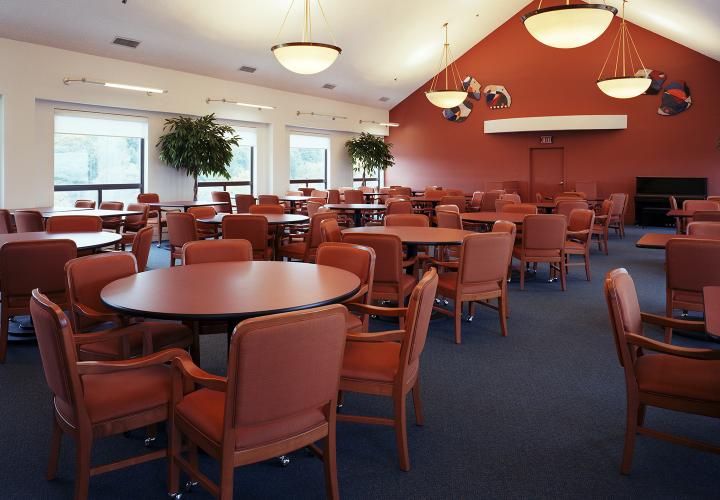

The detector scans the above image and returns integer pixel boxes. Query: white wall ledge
[483,115,627,134]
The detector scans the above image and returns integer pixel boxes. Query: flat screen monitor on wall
[636,177,708,196]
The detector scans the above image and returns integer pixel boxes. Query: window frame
[289,147,328,189]
[53,133,145,204]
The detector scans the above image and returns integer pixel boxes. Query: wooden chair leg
[560,258,567,291]
[498,294,508,337]
[621,400,639,475]
[665,292,673,343]
[47,417,62,481]
[219,458,235,500]
[584,251,591,281]
[323,429,339,500]
[454,299,462,344]
[0,307,9,363]
[412,379,424,426]
[519,257,526,290]
[393,391,410,471]
[167,419,182,496]
[74,435,92,500]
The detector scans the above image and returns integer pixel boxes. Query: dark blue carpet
[1,226,719,499]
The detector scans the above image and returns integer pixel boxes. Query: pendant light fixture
[521,1,617,49]
[425,23,467,109]
[271,0,341,75]
[596,1,651,99]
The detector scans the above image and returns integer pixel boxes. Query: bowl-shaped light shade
[522,4,617,49]
[425,90,468,109]
[271,42,341,75]
[597,76,652,99]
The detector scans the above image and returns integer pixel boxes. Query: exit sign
[540,136,553,144]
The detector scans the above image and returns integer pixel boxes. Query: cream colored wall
[0,37,390,208]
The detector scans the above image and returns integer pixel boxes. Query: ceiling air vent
[322,83,336,90]
[379,96,390,102]
[238,66,257,73]
[112,36,140,48]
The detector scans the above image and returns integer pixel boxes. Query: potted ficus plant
[157,113,240,201]
[345,132,395,186]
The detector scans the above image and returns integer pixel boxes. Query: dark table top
[0,231,121,250]
[197,213,309,225]
[324,204,386,211]
[461,211,528,224]
[343,226,473,245]
[100,261,360,321]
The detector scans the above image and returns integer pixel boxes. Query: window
[353,176,380,189]
[289,134,329,190]
[197,127,256,202]
[54,111,146,207]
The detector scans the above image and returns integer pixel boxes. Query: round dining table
[100,261,361,322]
[342,226,473,259]
[324,203,386,227]
[461,211,528,225]
[0,231,121,251]
[197,213,309,226]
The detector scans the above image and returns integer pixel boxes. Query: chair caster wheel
[168,493,182,499]
[185,480,198,492]
[277,455,291,467]
[434,298,442,304]
[466,316,474,323]
[144,437,156,447]
[443,299,449,306]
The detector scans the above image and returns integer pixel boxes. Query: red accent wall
[386,2,720,219]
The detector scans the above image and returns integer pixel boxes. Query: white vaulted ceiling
[0,1,717,110]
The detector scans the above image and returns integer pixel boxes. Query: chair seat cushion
[341,341,401,383]
[437,272,501,296]
[513,246,561,258]
[176,388,326,449]
[346,313,363,333]
[564,240,586,253]
[81,364,171,424]
[78,322,192,360]
[635,354,720,403]
[278,241,306,259]
[373,274,417,299]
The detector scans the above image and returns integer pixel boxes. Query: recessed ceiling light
[112,36,140,48]
[238,66,257,73]
[379,97,390,102]
[322,83,336,90]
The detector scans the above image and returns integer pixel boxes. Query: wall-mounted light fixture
[206,98,275,110]
[359,120,399,127]
[63,77,166,95]
[296,111,347,120]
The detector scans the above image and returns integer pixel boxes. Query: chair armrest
[342,284,369,305]
[567,229,590,238]
[77,348,190,375]
[626,333,720,360]
[73,326,137,346]
[640,312,706,333]
[172,356,227,392]
[74,303,118,322]
[347,330,405,342]
[346,303,407,317]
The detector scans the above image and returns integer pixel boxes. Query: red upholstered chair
[14,210,45,232]
[187,206,219,239]
[609,193,628,238]
[138,193,170,248]
[495,199,516,212]
[74,199,96,208]
[384,214,430,227]
[338,269,438,471]
[249,204,284,215]
[592,199,614,255]
[257,194,281,205]
[394,187,413,197]
[438,196,466,212]
[436,207,463,230]
[665,238,720,342]
[708,196,720,203]
[327,189,341,204]
[307,200,325,217]
[168,305,347,500]
[317,242,376,332]
[386,199,413,216]
[556,200,588,219]
[120,203,149,249]
[684,200,720,213]
[564,209,595,281]
[0,209,13,233]
[434,233,512,343]
[99,201,124,232]
[492,220,517,280]
[278,212,336,263]
[692,211,720,222]
[298,187,314,196]
[513,214,567,291]
[343,189,364,204]
[30,289,190,500]
[65,252,193,357]
[342,233,417,323]
[320,218,343,243]
[687,221,720,237]
[167,212,198,266]
[480,191,502,212]
[0,239,76,363]
[234,194,256,213]
[182,239,253,265]
[424,189,448,201]
[222,214,273,260]
[603,268,720,474]
[211,191,233,213]
[500,193,522,203]
[503,204,538,215]
[131,226,154,272]
[468,191,484,211]
[310,189,329,200]
[46,215,102,233]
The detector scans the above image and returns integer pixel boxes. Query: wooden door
[530,148,565,200]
